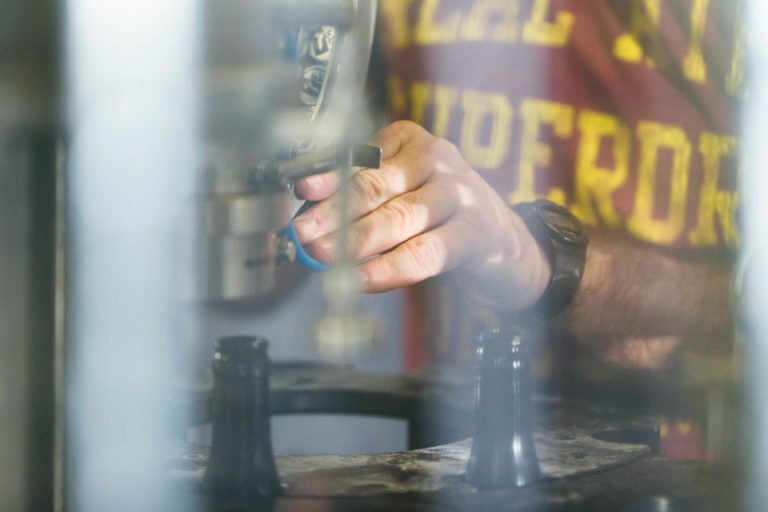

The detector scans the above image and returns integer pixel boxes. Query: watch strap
[511,199,588,319]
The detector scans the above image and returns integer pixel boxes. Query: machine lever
[251,142,382,187]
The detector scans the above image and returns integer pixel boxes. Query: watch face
[538,201,587,244]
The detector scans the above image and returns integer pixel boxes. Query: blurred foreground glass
[741,1,768,511]
[65,0,202,510]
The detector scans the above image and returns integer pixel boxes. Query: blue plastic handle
[284,221,330,272]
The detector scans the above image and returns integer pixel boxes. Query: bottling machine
[1,0,767,511]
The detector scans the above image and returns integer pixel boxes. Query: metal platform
[163,363,735,512]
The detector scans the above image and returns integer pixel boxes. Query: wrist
[455,207,551,312]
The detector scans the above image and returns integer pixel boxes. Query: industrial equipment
[0,1,763,511]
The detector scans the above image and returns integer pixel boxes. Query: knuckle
[388,119,420,137]
[381,201,415,233]
[349,222,373,256]
[352,170,389,207]
[427,136,460,159]
[407,237,443,272]
[417,137,465,177]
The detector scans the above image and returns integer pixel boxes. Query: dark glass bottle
[204,336,281,509]
[465,329,541,488]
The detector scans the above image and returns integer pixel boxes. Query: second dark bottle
[465,329,541,488]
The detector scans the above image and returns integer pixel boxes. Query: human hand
[292,120,551,311]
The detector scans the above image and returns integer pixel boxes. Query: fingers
[301,177,461,263]
[349,178,459,260]
[373,120,426,161]
[289,120,524,299]
[293,121,429,202]
[292,126,451,246]
[294,171,338,201]
[357,215,477,293]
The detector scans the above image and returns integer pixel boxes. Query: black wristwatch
[511,199,588,318]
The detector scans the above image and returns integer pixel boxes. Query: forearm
[563,229,735,369]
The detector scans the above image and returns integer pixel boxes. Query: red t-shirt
[380,0,742,252]
[378,1,742,459]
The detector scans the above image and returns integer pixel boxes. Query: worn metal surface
[175,456,738,512]
[171,363,664,510]
[171,401,651,496]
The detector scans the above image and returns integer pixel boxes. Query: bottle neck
[474,356,532,437]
